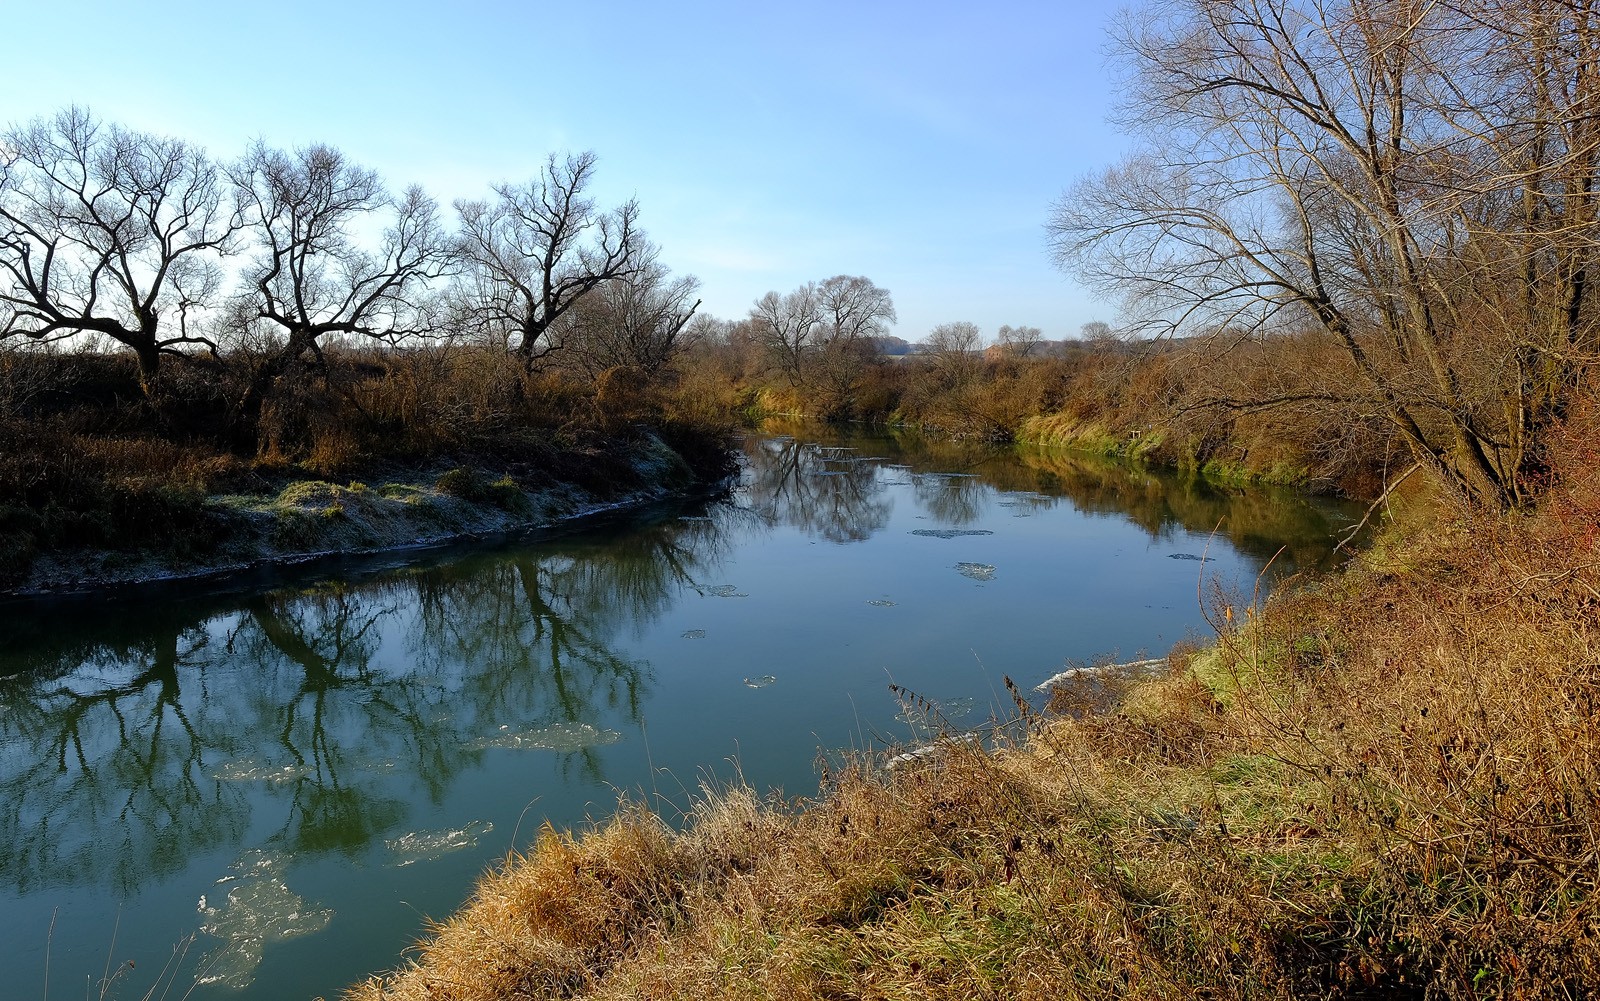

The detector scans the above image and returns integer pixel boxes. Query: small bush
[435,467,528,511]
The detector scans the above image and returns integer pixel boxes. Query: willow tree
[558,249,702,380]
[1049,0,1600,510]
[0,108,238,390]
[229,142,451,446]
[453,152,640,369]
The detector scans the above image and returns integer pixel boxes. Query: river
[0,428,1362,1000]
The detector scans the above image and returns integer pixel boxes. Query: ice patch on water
[387,820,494,867]
[910,529,994,539]
[474,722,622,752]
[956,562,997,581]
[213,759,312,785]
[705,584,748,598]
[743,675,777,688]
[196,851,332,989]
[867,599,897,607]
[681,628,707,639]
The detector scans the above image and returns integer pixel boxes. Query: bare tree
[925,321,983,381]
[229,142,450,441]
[1049,0,1600,510]
[750,283,822,385]
[0,107,239,389]
[816,275,897,348]
[560,248,701,379]
[806,274,898,409]
[1078,321,1113,345]
[996,324,1044,358]
[453,152,640,369]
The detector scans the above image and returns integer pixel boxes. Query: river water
[0,429,1361,999]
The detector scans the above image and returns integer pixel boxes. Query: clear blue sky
[2,0,1130,342]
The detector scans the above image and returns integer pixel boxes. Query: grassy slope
[347,496,1600,1000]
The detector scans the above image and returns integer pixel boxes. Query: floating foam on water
[1034,658,1168,691]
[743,675,777,688]
[910,529,994,539]
[473,722,622,752]
[387,820,494,867]
[866,599,896,607]
[896,696,978,723]
[705,584,748,598]
[196,851,332,989]
[213,759,312,784]
[956,562,997,581]
[681,628,707,639]
[885,733,981,770]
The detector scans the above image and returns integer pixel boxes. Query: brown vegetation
[665,328,1397,494]
[1050,0,1600,512]
[0,347,734,588]
[348,443,1599,1000]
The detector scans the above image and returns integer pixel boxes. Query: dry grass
[0,349,735,584]
[348,481,1600,1000]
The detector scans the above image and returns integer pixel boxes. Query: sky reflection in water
[0,428,1361,1000]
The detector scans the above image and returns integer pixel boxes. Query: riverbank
[345,488,1600,1000]
[3,427,735,598]
[1017,412,1319,490]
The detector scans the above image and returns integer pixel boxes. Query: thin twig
[1335,461,1422,553]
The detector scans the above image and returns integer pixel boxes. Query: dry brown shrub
[347,806,688,1001]
[1196,515,1600,995]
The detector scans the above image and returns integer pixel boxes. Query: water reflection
[1010,446,1354,572]
[0,428,1364,999]
[742,424,1356,575]
[0,512,732,896]
[741,436,891,543]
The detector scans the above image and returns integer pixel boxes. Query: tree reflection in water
[741,423,1356,576]
[0,620,245,895]
[0,509,733,896]
[0,426,1361,978]
[739,437,892,543]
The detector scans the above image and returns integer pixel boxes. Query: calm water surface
[0,429,1361,999]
